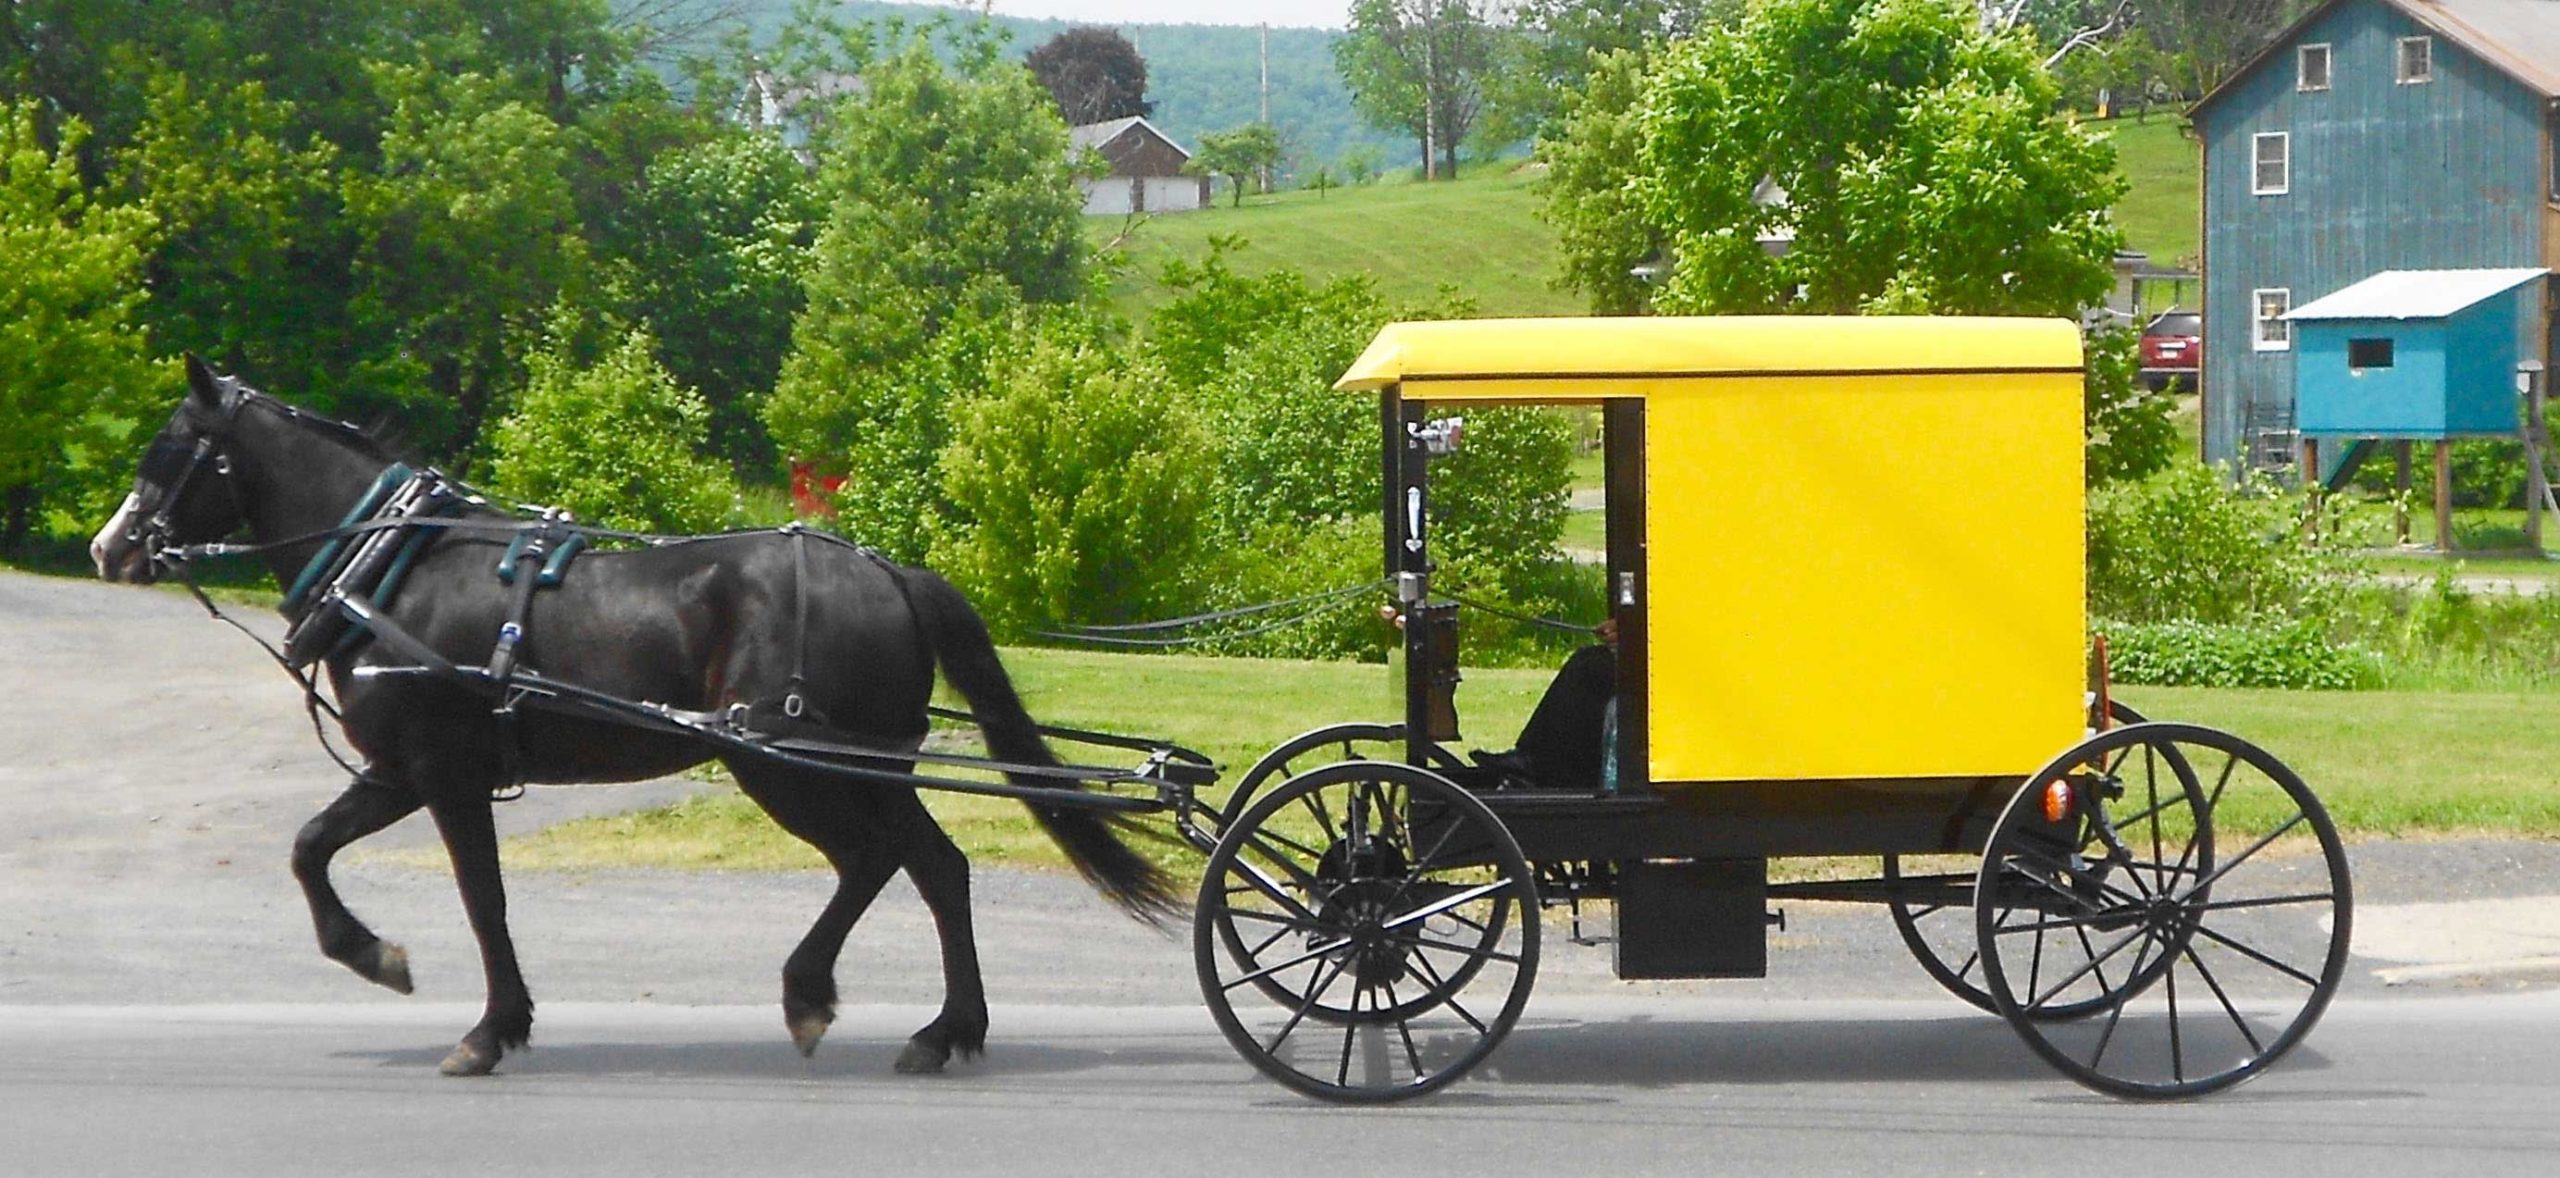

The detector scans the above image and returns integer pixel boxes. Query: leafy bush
[2102,619,2382,690]
[2087,462,2335,625]
[484,325,743,534]
[2345,438,2530,509]
[930,325,1211,638]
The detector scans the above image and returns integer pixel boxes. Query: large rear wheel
[1195,761,1539,1102]
[1976,723,2351,1098]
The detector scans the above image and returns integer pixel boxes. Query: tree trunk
[2,484,38,555]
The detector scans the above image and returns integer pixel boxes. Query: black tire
[1195,761,1539,1102]
[1887,700,2159,1017]
[1976,723,2351,1099]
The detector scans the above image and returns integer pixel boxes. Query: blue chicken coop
[2285,268,2548,550]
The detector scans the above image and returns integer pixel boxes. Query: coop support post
[2435,439,2455,552]
[2524,361,2550,552]
[2300,436,2321,542]
[2393,440,2414,545]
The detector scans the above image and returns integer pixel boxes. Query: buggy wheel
[1978,723,2351,1099]
[1887,700,2158,1018]
[1195,761,1539,1102]
[1223,723,1404,822]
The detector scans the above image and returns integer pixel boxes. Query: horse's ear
[183,353,222,407]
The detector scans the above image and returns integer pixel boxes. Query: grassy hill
[1098,119,2203,326]
[2094,115,2202,270]
[1092,164,1582,323]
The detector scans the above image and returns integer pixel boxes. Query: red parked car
[2139,308,2201,392]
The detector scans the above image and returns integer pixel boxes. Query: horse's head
[91,355,252,584]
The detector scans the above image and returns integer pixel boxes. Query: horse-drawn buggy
[95,317,2350,1102]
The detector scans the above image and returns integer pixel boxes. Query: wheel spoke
[1263,954,1353,1056]
[2178,812,2310,899]
[2190,922,2325,988]
[1384,979,1426,1078]
[2026,922,2151,1009]
[1384,880,1513,930]
[1382,929,1524,964]
[2165,930,2185,1083]
[2189,891,2336,914]
[2180,942,2267,1054]
[1222,935,1353,992]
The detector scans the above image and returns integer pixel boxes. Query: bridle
[130,386,249,570]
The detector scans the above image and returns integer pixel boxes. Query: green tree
[1186,123,1281,207]
[1334,0,1509,179]
[340,68,588,454]
[0,101,164,548]
[932,323,1210,636]
[1532,48,1661,316]
[606,129,821,473]
[485,319,742,534]
[763,26,1089,560]
[1633,0,2168,480]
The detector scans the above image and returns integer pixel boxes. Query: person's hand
[1596,617,1618,646]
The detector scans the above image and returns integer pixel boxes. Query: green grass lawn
[1091,164,1581,326]
[509,645,2560,876]
[2093,115,2199,270]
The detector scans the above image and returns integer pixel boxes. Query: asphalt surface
[12,567,2560,1174]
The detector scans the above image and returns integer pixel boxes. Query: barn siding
[2197,0,2548,468]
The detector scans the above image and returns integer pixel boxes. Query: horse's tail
[903,567,1183,927]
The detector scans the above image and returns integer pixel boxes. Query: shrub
[484,325,742,534]
[2087,462,2335,625]
[930,327,1211,638]
[2101,619,2382,690]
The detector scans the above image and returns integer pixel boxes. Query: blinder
[130,382,251,566]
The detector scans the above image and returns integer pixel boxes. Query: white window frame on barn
[2397,36,2433,84]
[2253,288,2293,352]
[2252,132,2290,195]
[2298,44,2331,92]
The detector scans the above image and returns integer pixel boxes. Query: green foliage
[2087,462,2336,625]
[340,68,589,453]
[1532,48,1658,316]
[1187,123,1282,207]
[763,28,1089,560]
[2104,619,2382,690]
[484,320,742,535]
[607,130,821,472]
[2084,323,2177,483]
[1335,0,1512,178]
[931,322,1209,637]
[0,100,166,547]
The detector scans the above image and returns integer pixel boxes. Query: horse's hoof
[439,1042,497,1077]
[893,1040,950,1074]
[788,1011,832,1058]
[369,943,414,995]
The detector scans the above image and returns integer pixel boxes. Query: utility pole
[1259,23,1272,194]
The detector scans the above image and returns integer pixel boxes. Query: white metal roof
[2282,268,2548,320]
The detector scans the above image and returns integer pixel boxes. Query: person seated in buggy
[1476,617,1617,792]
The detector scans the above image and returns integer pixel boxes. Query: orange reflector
[2042,780,2075,823]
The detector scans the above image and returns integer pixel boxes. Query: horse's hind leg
[882,790,988,1075]
[291,778,424,993]
[424,793,534,1077]
[723,756,903,1059]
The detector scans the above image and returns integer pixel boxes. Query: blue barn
[2191,0,2560,472]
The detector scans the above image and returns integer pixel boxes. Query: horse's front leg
[425,793,534,1077]
[291,778,424,993]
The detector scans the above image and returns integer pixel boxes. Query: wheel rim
[1888,700,2160,1019]
[1977,723,2352,1099]
[1195,761,1539,1102]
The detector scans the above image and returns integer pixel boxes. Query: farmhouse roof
[2192,0,2560,118]
[1067,115,1189,158]
[2282,267,2549,320]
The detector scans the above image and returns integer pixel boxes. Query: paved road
[13,568,2560,1174]
[9,996,2560,1178]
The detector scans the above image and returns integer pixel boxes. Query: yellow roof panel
[1334,316,2084,392]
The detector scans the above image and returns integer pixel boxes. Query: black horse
[91,357,1178,1077]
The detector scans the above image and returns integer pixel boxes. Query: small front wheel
[1194,761,1539,1102]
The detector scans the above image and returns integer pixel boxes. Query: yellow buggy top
[1339,316,2087,787]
